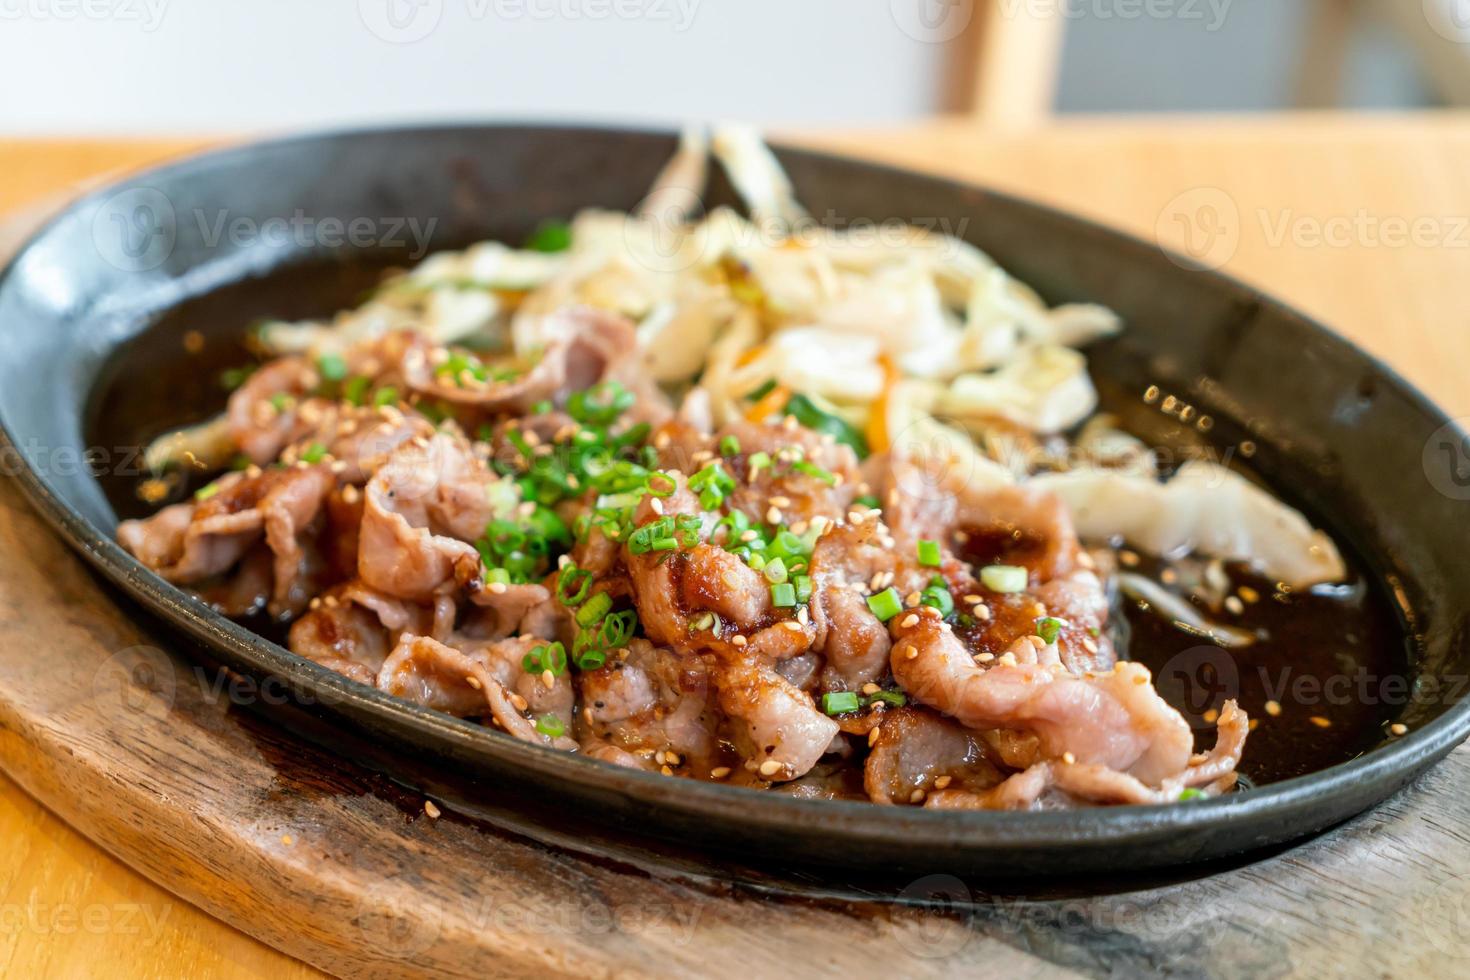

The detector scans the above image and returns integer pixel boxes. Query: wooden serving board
[3,130,1470,977]
[5,469,1470,978]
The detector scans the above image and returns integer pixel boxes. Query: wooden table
[2,115,1469,977]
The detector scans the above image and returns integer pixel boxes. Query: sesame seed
[540,671,555,690]
[1119,549,1140,568]
[766,506,783,524]
[976,652,995,663]
[424,800,441,819]
[665,752,682,766]
[281,834,293,845]
[909,789,926,804]
[900,613,919,628]
[509,693,528,712]
[934,775,952,790]
[782,620,804,632]
[1082,637,1099,654]
[1390,723,1408,736]
[1264,700,1282,717]
[1309,715,1332,729]
[903,645,918,660]
[1061,752,1076,765]
[1224,596,1244,616]
[465,675,482,690]
[660,765,674,776]
[1238,585,1260,603]
[710,766,732,779]
[868,727,882,747]
[759,759,783,778]
[1202,708,1219,724]
[489,581,508,594]
[789,520,808,535]
[650,497,664,515]
[861,683,880,695]
[731,635,748,647]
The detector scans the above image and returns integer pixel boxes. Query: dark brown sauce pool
[85,258,1416,791]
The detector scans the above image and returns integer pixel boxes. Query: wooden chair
[1298,0,1470,106]
[942,1,1068,126]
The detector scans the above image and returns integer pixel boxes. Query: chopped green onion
[689,461,736,510]
[793,574,813,604]
[822,691,861,715]
[597,609,638,649]
[719,434,741,457]
[866,587,903,622]
[568,380,634,425]
[783,393,868,458]
[980,564,1028,594]
[763,557,788,585]
[343,375,371,406]
[747,451,771,478]
[535,714,567,737]
[791,460,836,486]
[316,353,348,382]
[770,582,797,607]
[865,690,907,708]
[1178,788,1205,802]
[575,649,607,671]
[219,365,255,390]
[646,471,678,497]
[301,442,328,464]
[920,578,954,617]
[853,494,881,511]
[524,641,567,677]
[557,564,593,606]
[530,399,553,415]
[917,539,942,567]
[484,567,511,586]
[373,386,400,408]
[525,219,572,253]
[744,378,778,401]
[268,393,291,412]
[575,591,613,627]
[194,481,222,501]
[1036,616,1068,645]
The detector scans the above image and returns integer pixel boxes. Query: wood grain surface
[2,116,1469,977]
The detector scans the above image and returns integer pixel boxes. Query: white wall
[0,0,1436,135]
[0,0,949,134]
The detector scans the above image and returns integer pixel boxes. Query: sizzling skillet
[0,124,1465,876]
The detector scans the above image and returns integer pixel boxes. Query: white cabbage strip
[1029,462,1347,588]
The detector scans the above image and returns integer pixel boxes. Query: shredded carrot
[734,343,767,369]
[745,383,791,424]
[866,354,900,454]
